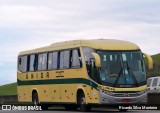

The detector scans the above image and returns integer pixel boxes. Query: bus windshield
[97,50,146,88]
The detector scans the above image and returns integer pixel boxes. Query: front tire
[79,92,91,112]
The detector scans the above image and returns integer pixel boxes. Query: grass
[152,53,160,65]
[0,82,17,96]
[146,54,160,78]
[150,53,160,77]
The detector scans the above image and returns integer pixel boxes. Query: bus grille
[113,93,140,97]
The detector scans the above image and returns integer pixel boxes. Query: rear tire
[32,92,39,106]
[78,92,91,112]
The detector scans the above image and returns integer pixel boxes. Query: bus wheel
[32,92,39,106]
[79,92,91,112]
[32,92,48,110]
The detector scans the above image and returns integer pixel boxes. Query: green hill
[147,53,160,77]
[152,53,160,64]
[0,82,17,96]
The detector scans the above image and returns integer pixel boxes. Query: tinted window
[82,47,95,79]
[48,53,53,69]
[60,51,64,69]
[38,54,43,70]
[60,50,70,69]
[42,53,47,70]
[48,52,58,69]
[18,56,27,72]
[38,53,47,70]
[63,50,70,68]
[82,47,94,64]
[97,51,146,87]
[152,78,158,87]
[72,49,81,68]
[53,52,58,69]
[30,55,36,71]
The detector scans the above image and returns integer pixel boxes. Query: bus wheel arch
[77,89,91,112]
[77,89,84,103]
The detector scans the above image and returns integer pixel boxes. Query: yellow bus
[17,39,153,111]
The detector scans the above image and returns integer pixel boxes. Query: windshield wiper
[113,64,123,87]
[126,62,139,87]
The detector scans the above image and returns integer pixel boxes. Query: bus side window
[82,47,95,79]
[48,52,58,70]
[38,53,47,71]
[60,50,70,69]
[53,52,58,69]
[42,53,47,70]
[64,50,70,69]
[48,53,53,70]
[71,49,81,68]
[30,54,36,71]
[18,56,27,72]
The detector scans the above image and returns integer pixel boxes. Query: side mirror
[143,53,153,69]
[92,52,101,67]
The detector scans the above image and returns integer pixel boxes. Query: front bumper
[99,91,147,104]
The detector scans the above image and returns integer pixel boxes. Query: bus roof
[19,39,140,55]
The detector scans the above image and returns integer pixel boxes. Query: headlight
[137,89,147,95]
[100,89,114,96]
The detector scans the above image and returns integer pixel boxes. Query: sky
[0,0,160,85]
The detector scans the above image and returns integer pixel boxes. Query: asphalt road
[0,107,159,113]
